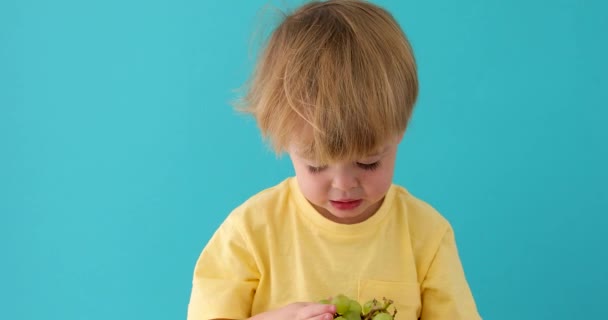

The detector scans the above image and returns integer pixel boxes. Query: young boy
[188,1,481,319]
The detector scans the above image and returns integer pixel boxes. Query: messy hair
[237,0,418,163]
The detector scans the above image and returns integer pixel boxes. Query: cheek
[295,169,328,202]
[363,167,394,197]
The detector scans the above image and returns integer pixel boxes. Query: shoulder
[223,177,295,231]
[391,185,450,227]
[390,184,452,243]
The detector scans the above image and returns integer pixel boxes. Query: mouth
[329,199,363,210]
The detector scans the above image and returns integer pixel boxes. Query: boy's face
[288,135,402,224]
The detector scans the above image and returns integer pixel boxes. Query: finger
[307,312,335,320]
[299,303,336,319]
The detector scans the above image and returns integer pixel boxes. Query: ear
[396,131,405,144]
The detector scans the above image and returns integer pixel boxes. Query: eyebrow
[364,146,390,158]
[296,147,390,163]
[294,148,315,160]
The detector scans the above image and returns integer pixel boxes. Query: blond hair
[237,0,418,163]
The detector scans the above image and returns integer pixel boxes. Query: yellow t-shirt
[188,178,481,319]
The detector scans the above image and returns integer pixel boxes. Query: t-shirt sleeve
[187,217,260,320]
[420,225,482,319]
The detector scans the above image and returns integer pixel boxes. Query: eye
[307,165,327,174]
[357,161,380,171]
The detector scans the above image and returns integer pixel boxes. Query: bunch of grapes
[319,294,397,320]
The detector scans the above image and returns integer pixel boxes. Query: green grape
[361,300,374,315]
[343,310,362,320]
[381,298,393,309]
[321,294,396,320]
[348,300,362,315]
[372,313,393,320]
[331,294,351,315]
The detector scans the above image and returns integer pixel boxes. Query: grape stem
[360,298,396,320]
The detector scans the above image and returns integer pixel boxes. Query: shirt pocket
[358,279,421,320]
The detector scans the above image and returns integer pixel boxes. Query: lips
[330,199,363,210]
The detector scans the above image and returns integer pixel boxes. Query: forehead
[286,122,401,162]
[291,142,392,162]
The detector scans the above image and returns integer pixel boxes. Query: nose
[331,167,359,191]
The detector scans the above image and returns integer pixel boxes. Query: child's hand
[250,302,336,320]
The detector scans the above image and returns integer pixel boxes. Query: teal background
[1,0,606,319]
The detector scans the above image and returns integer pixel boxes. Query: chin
[327,207,371,222]
[330,212,360,219]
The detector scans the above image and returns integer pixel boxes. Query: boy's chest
[252,227,422,319]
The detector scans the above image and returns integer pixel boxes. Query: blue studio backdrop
[1,0,607,319]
